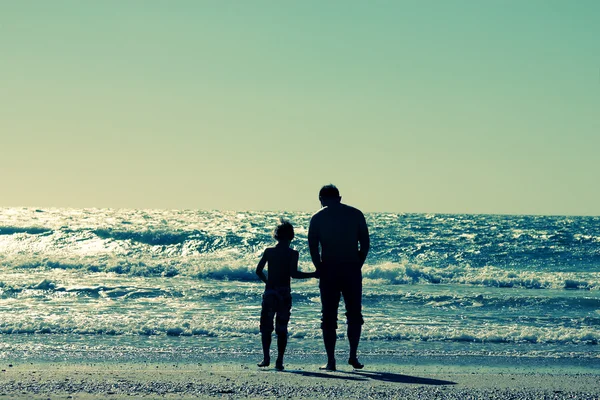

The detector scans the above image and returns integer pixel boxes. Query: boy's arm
[255,251,268,284]
[290,251,317,279]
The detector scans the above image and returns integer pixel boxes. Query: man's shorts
[260,287,292,335]
[319,266,363,330]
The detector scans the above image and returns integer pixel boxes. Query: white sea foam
[2,249,600,291]
[362,262,600,290]
[0,305,597,346]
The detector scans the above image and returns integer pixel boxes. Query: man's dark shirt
[308,203,370,271]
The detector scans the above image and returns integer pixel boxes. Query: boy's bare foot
[275,359,284,371]
[257,358,270,367]
[348,358,364,369]
[319,362,336,371]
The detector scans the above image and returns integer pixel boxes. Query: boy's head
[274,219,294,242]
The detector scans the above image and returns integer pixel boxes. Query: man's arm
[358,212,370,267]
[308,217,322,273]
[255,250,268,284]
[290,251,317,279]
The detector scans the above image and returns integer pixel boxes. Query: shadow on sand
[349,370,456,386]
[284,369,456,386]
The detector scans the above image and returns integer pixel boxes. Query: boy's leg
[275,333,287,370]
[274,296,291,371]
[258,294,276,367]
[258,333,272,367]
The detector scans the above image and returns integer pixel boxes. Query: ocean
[1,208,599,369]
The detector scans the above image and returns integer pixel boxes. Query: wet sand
[0,360,598,399]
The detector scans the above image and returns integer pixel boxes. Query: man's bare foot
[257,358,270,367]
[319,362,336,371]
[275,359,284,371]
[348,358,364,369]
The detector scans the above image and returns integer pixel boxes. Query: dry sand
[0,361,598,399]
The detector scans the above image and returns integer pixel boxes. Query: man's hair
[319,184,340,199]
[274,219,294,241]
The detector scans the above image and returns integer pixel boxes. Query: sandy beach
[1,359,598,400]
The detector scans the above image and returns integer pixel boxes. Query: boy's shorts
[260,287,292,335]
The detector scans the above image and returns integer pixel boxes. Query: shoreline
[1,358,598,399]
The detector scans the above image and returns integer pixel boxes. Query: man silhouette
[308,184,370,371]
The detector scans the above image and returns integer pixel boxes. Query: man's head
[273,219,294,242]
[319,184,342,207]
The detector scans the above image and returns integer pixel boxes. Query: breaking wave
[362,262,600,290]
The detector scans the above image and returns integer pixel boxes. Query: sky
[1,1,599,215]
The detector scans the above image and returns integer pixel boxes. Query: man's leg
[319,280,340,370]
[342,272,364,368]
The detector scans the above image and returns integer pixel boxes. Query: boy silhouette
[256,219,317,370]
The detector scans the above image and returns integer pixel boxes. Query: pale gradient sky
[1,1,599,215]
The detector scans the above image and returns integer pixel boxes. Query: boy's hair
[274,219,294,241]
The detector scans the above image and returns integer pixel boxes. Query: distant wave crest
[0,279,181,300]
[0,226,52,235]
[93,228,202,246]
